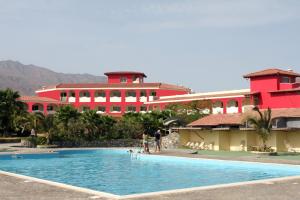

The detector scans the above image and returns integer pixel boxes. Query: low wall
[179,128,300,152]
[51,139,142,148]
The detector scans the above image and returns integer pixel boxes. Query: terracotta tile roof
[37,83,190,92]
[243,68,300,78]
[104,71,147,77]
[18,96,61,103]
[188,108,300,127]
[188,113,243,127]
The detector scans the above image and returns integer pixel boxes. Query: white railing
[148,96,154,101]
[110,96,121,102]
[125,96,137,102]
[242,105,254,113]
[68,97,76,103]
[226,107,239,114]
[110,110,121,113]
[212,107,223,114]
[96,111,105,114]
[139,96,147,102]
[94,97,106,102]
[79,97,91,102]
[200,108,210,114]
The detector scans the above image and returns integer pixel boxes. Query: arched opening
[226,99,239,114]
[80,105,90,113]
[68,91,76,102]
[140,105,147,113]
[110,90,121,102]
[60,91,67,102]
[242,97,253,113]
[79,91,91,102]
[125,90,136,102]
[96,106,106,114]
[47,104,58,113]
[32,103,44,112]
[126,105,136,113]
[212,101,223,114]
[110,105,121,113]
[95,90,106,102]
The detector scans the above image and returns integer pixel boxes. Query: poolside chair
[189,142,195,149]
[185,142,191,147]
[193,142,199,149]
[284,140,296,153]
[197,142,205,150]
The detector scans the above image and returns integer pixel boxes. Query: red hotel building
[145,68,300,114]
[19,71,190,115]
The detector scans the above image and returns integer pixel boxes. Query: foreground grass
[192,149,300,160]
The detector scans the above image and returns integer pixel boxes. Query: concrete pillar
[223,100,227,114]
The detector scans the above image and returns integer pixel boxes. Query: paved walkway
[1,143,300,200]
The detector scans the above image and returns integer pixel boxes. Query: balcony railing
[125,96,137,102]
[226,107,239,114]
[68,97,76,103]
[139,96,147,102]
[212,107,223,114]
[95,97,106,102]
[79,97,91,102]
[110,96,121,102]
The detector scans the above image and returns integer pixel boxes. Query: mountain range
[0,60,106,95]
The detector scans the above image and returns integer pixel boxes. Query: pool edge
[0,170,120,199]
[1,170,300,199]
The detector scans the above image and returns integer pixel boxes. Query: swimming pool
[0,149,300,195]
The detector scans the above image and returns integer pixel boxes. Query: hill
[0,60,106,95]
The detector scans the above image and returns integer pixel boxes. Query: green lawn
[194,150,300,160]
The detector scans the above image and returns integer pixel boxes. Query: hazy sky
[1,0,300,92]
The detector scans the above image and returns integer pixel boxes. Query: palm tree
[247,107,272,151]
[0,88,26,136]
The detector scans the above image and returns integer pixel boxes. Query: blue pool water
[0,149,300,195]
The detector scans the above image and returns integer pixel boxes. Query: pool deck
[1,143,300,200]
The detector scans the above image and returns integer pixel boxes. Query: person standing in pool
[154,130,161,152]
[142,132,150,153]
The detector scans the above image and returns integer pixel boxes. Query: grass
[192,149,300,161]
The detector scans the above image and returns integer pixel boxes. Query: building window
[95,91,106,97]
[60,92,67,101]
[81,106,90,112]
[32,105,40,111]
[253,95,260,106]
[110,90,121,97]
[140,90,147,97]
[126,91,136,97]
[150,90,157,96]
[126,106,136,112]
[133,75,139,83]
[47,105,54,111]
[140,105,147,112]
[97,106,106,112]
[81,91,90,97]
[69,91,75,97]
[280,76,291,83]
[120,77,127,83]
[111,106,121,112]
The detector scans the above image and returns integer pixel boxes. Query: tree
[80,110,116,140]
[54,105,81,139]
[0,88,26,136]
[247,107,272,151]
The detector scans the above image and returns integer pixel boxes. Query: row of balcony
[61,96,157,103]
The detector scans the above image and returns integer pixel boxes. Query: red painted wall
[36,88,188,115]
[249,74,300,109]
[107,74,144,84]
